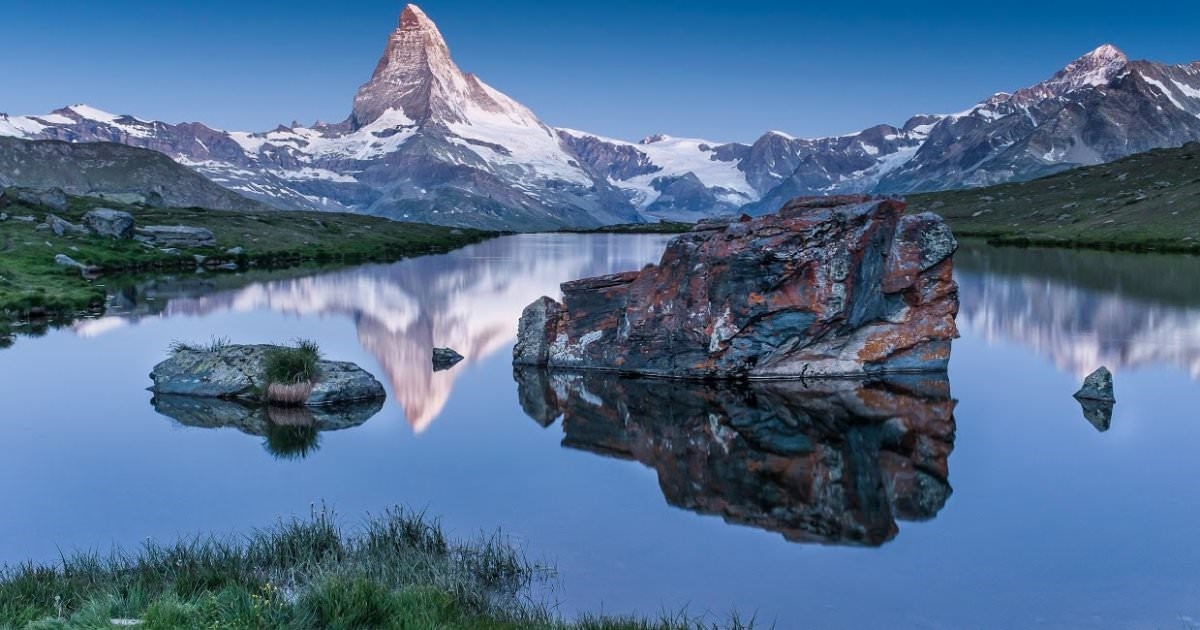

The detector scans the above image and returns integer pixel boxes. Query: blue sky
[3,0,1199,141]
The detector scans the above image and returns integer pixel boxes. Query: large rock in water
[150,344,386,406]
[514,196,959,378]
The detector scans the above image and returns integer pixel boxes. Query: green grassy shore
[0,508,760,630]
[907,142,1200,253]
[0,194,492,335]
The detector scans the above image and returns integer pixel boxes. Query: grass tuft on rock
[264,339,321,386]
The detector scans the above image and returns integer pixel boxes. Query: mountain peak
[1082,43,1128,64]
[350,4,540,130]
[399,4,432,28]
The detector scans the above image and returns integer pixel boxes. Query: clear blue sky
[2,0,1198,142]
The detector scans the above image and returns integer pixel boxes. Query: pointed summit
[1082,43,1128,64]
[350,3,541,130]
[1048,43,1129,92]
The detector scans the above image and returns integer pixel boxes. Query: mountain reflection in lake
[956,242,1200,378]
[515,369,955,547]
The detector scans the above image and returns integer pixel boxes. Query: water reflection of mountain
[956,244,1200,378]
[78,235,673,431]
[515,369,956,547]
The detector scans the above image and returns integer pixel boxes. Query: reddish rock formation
[514,196,958,377]
[514,368,956,546]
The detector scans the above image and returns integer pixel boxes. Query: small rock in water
[1074,366,1116,402]
[432,347,465,371]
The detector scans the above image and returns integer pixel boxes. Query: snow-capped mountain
[2,4,1199,230]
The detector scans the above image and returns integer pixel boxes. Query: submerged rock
[514,196,959,378]
[432,347,465,371]
[514,367,956,547]
[1074,366,1116,402]
[82,208,136,240]
[149,344,386,406]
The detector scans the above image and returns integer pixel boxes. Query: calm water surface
[2,234,1199,628]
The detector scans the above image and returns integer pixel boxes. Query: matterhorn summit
[350,4,542,130]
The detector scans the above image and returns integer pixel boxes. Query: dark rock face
[432,347,464,371]
[514,197,958,377]
[149,344,386,406]
[514,368,956,546]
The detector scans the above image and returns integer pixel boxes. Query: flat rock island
[150,343,386,406]
[514,196,959,378]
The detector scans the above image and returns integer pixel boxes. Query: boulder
[45,214,87,237]
[149,344,386,406]
[82,208,136,240]
[54,254,85,269]
[514,197,959,378]
[432,347,465,371]
[1074,366,1116,402]
[1077,397,1114,432]
[135,225,216,248]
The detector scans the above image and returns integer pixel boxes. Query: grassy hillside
[0,192,491,327]
[907,141,1200,252]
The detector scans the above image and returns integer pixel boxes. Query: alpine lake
[2,233,1198,628]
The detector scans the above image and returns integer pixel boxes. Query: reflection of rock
[151,395,384,434]
[432,347,464,372]
[1074,366,1116,402]
[1077,398,1114,432]
[515,198,958,377]
[514,368,956,546]
[149,344,386,406]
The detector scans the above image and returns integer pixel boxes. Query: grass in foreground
[0,508,763,630]
[0,192,492,323]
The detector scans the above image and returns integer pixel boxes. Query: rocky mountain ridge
[2,5,1199,229]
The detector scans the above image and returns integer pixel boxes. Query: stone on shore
[46,213,87,237]
[82,208,136,240]
[54,253,86,269]
[514,196,959,378]
[1074,366,1116,402]
[150,344,386,406]
[135,225,216,248]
